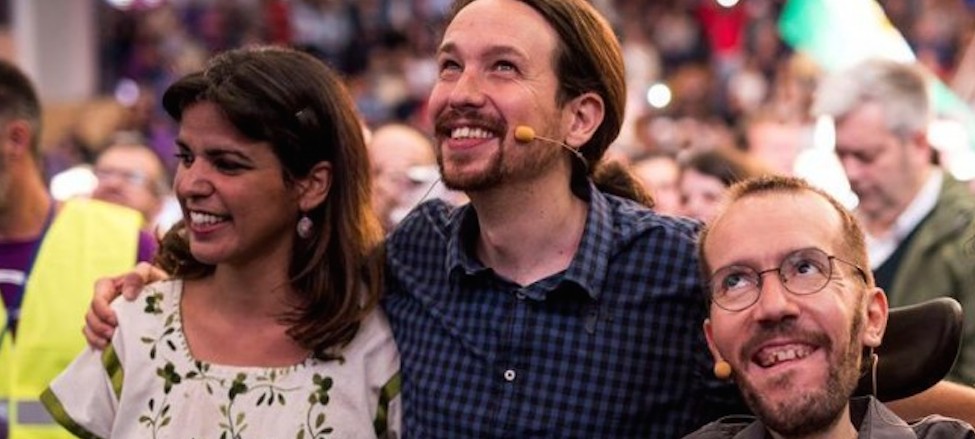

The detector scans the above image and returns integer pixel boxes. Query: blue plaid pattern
[384,183,745,438]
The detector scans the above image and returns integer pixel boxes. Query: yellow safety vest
[1,199,141,439]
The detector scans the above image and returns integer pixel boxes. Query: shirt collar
[871,169,942,243]
[892,169,942,239]
[446,203,485,277]
[865,169,941,267]
[561,182,612,300]
[444,181,612,300]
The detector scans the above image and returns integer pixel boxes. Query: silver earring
[297,214,313,239]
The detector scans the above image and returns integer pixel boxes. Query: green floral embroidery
[216,373,249,438]
[144,290,164,314]
[135,283,341,438]
[140,289,178,360]
[185,360,224,395]
[138,361,182,438]
[297,374,334,439]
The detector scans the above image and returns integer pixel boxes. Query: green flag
[778,0,975,153]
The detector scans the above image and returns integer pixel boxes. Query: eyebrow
[713,246,824,272]
[175,139,254,163]
[437,41,529,63]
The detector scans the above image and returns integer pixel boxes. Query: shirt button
[515,290,527,300]
[503,369,516,382]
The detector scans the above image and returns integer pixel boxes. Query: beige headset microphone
[514,125,587,166]
[409,126,587,214]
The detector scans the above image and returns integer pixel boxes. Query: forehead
[179,102,245,142]
[98,146,162,174]
[635,157,678,177]
[370,127,434,163]
[834,102,891,151]
[681,169,725,189]
[704,192,843,266]
[442,0,559,61]
[749,122,801,148]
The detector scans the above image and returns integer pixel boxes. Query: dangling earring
[713,360,732,380]
[296,213,313,239]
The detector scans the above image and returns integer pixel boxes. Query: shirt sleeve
[361,308,402,439]
[42,343,119,438]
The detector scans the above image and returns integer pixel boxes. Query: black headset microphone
[514,125,587,166]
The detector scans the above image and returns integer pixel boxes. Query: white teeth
[189,211,226,226]
[450,126,493,139]
[756,344,814,367]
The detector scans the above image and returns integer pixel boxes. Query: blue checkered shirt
[383,183,745,438]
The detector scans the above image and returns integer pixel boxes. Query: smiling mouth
[754,344,816,368]
[450,126,495,140]
[188,211,230,227]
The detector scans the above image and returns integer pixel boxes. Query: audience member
[631,151,683,215]
[83,1,975,436]
[86,0,746,436]
[43,46,400,438]
[368,122,440,231]
[91,139,170,232]
[813,58,975,384]
[0,59,154,439]
[679,147,770,223]
[740,107,810,176]
[381,0,746,435]
[686,175,975,438]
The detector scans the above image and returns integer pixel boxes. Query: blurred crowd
[41,0,975,230]
[7,1,975,437]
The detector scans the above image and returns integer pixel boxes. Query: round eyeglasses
[708,247,868,312]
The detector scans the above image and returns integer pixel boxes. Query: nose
[447,68,486,109]
[752,269,800,322]
[174,160,212,200]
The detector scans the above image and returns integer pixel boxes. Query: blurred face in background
[92,143,167,225]
[833,102,930,230]
[368,124,437,229]
[680,168,727,223]
[632,155,682,216]
[746,119,804,176]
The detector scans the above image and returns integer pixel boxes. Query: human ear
[703,318,725,364]
[562,92,604,148]
[861,287,888,348]
[296,161,333,211]
[704,318,733,380]
[2,120,33,159]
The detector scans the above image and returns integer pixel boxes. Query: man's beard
[737,311,864,437]
[437,146,506,191]
[437,134,564,192]
[433,108,564,192]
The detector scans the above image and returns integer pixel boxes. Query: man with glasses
[91,140,171,234]
[685,175,975,438]
[813,58,975,384]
